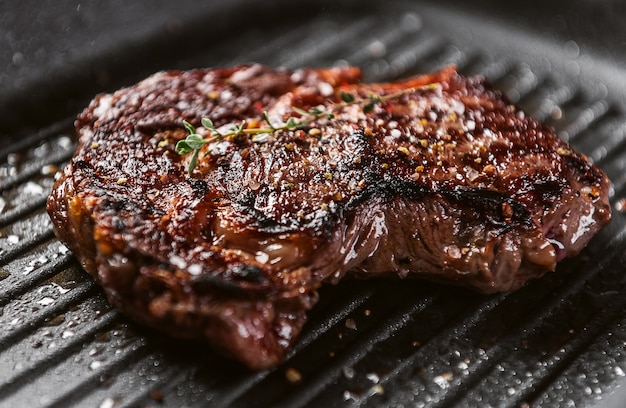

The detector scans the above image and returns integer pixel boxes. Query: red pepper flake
[385,103,396,113]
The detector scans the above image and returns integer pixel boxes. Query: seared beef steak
[46,65,611,369]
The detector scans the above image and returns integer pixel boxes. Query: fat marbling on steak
[46,64,611,369]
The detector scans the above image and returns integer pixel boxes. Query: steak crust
[47,64,611,369]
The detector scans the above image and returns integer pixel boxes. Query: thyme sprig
[175,82,439,174]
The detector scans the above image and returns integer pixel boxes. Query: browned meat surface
[46,64,611,369]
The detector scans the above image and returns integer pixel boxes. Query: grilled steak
[46,64,611,369]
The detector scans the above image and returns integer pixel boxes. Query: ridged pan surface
[0,2,625,407]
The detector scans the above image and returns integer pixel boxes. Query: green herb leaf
[286,117,299,129]
[262,111,275,130]
[292,107,309,117]
[201,117,215,130]
[175,140,194,155]
[340,91,355,103]
[363,103,375,113]
[308,107,323,115]
[188,150,199,174]
[183,120,196,135]
[251,133,271,143]
[185,134,208,150]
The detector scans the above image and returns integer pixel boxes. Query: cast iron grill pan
[1,2,625,407]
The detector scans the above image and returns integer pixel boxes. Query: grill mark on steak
[47,64,611,369]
